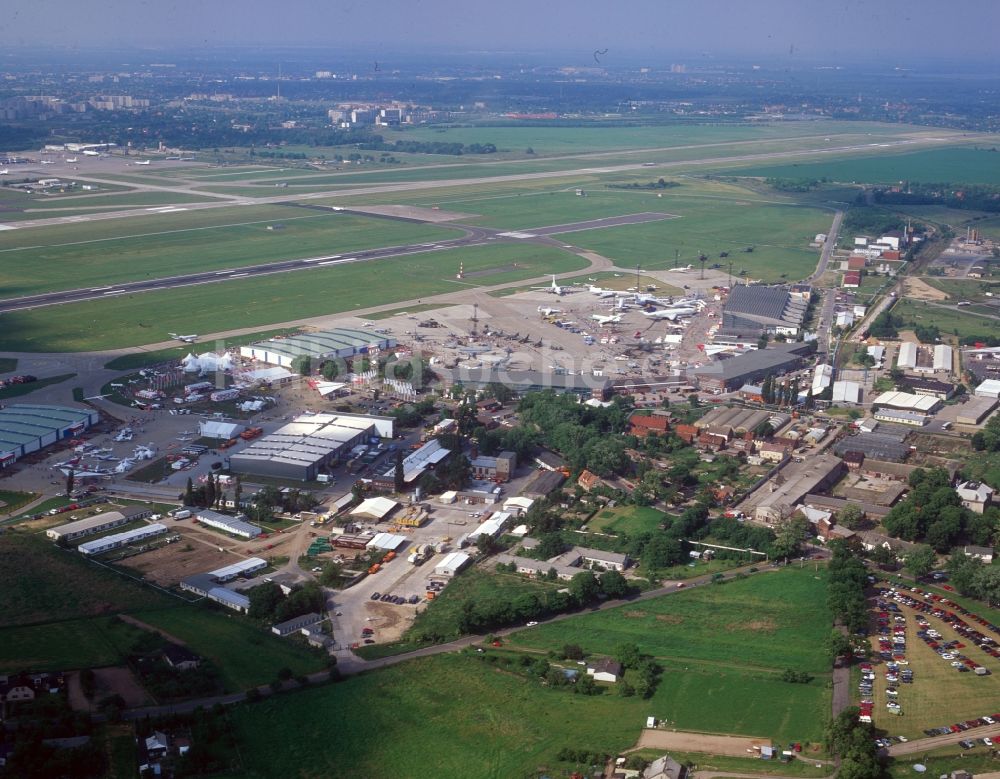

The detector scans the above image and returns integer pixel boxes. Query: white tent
[181,353,200,372]
[196,352,234,373]
[199,420,244,440]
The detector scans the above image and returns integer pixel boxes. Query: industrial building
[271,613,324,637]
[812,364,833,396]
[436,367,611,400]
[690,342,814,393]
[933,344,953,373]
[899,377,956,400]
[469,451,517,482]
[956,397,999,426]
[0,404,98,469]
[46,506,153,542]
[179,557,267,613]
[719,285,808,337]
[209,557,267,582]
[239,328,396,368]
[693,406,787,435]
[469,512,512,540]
[434,551,472,577]
[194,510,262,539]
[975,379,1000,399]
[78,523,168,555]
[833,429,911,462]
[366,532,407,552]
[230,413,393,481]
[832,381,862,405]
[873,408,928,427]
[872,391,941,414]
[896,342,917,370]
[350,496,399,521]
[749,454,845,523]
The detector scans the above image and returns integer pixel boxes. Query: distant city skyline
[2,0,999,67]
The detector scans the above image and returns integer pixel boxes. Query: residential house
[586,658,622,683]
[957,481,994,514]
[644,754,687,779]
[577,470,601,492]
[964,546,995,564]
[843,271,861,288]
[162,644,201,671]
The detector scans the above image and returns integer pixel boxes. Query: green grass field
[509,567,832,674]
[0,617,126,673]
[588,505,666,535]
[130,606,325,690]
[227,652,666,779]
[738,147,1000,186]
[891,298,998,341]
[0,372,75,399]
[0,533,172,628]
[923,278,1000,304]
[0,243,586,352]
[103,327,302,371]
[0,206,460,297]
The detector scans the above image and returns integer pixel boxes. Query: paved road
[808,210,845,284]
[886,723,1000,756]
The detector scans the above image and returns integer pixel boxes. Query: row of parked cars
[370,591,421,605]
[924,715,999,738]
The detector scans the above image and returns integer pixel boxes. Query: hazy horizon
[2,0,999,68]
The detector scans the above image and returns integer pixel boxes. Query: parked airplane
[65,157,78,163]
[135,160,151,165]
[82,150,100,156]
[592,313,623,325]
[537,306,562,316]
[588,285,616,298]
[169,333,199,343]
[39,159,56,165]
[0,169,8,175]
[666,265,694,272]
[532,275,565,295]
[642,307,697,320]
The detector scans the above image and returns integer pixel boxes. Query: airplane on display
[135,160,151,165]
[82,150,100,156]
[592,313,623,325]
[537,306,561,316]
[666,265,694,273]
[65,157,78,163]
[40,159,56,165]
[642,307,698,320]
[532,275,566,295]
[169,333,199,343]
[0,169,8,175]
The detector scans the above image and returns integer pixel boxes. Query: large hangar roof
[245,328,396,361]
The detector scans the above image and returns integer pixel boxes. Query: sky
[3,0,998,65]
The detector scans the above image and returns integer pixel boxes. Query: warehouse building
[78,523,168,555]
[46,506,153,542]
[179,557,266,613]
[0,404,98,469]
[230,413,392,481]
[434,551,472,577]
[896,342,917,370]
[956,396,999,426]
[833,429,911,462]
[748,454,845,523]
[469,451,517,482]
[832,381,862,405]
[209,557,267,582]
[933,344,953,373]
[872,391,941,414]
[194,510,262,539]
[975,379,1000,399]
[240,328,396,368]
[899,377,956,400]
[371,439,451,490]
[350,496,399,522]
[873,408,928,427]
[469,512,512,540]
[720,285,809,337]
[812,364,833,396]
[690,342,814,393]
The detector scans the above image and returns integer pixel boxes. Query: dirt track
[632,729,771,757]
[904,277,949,301]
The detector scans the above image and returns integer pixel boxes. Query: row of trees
[760,374,801,406]
[948,553,1000,605]
[825,707,883,779]
[247,580,326,625]
[827,542,869,633]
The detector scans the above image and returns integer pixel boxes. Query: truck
[240,427,263,441]
[368,563,381,575]
[382,550,396,563]
[172,509,192,520]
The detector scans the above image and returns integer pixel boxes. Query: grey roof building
[435,367,611,399]
[722,285,808,335]
[0,404,98,467]
[690,342,814,392]
[833,429,912,462]
[240,328,396,367]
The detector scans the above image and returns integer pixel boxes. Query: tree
[687,393,700,409]
[903,545,937,578]
[475,532,498,557]
[837,503,864,530]
[615,642,643,669]
[291,355,312,376]
[869,544,897,569]
[248,581,285,621]
[828,629,854,664]
[233,475,242,509]
[184,477,195,507]
[575,673,598,695]
[600,569,630,598]
[65,468,75,496]
[569,571,601,605]
[771,514,809,560]
[972,566,1000,606]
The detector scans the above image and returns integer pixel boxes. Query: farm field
[588,505,666,535]
[0,242,586,352]
[229,652,667,779]
[129,606,326,690]
[0,206,460,297]
[736,147,1000,186]
[509,567,832,674]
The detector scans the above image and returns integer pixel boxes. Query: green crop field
[0,534,172,628]
[0,206,460,297]
[589,505,666,535]
[736,147,1000,186]
[130,606,325,690]
[0,243,586,352]
[509,567,832,674]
